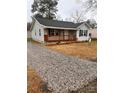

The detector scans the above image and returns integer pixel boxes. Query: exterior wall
[76,24,90,41]
[89,28,97,39]
[27,31,31,38]
[44,28,48,35]
[31,21,44,43]
[31,20,91,43]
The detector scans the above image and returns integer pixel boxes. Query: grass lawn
[27,67,51,93]
[46,40,97,62]
[27,67,43,93]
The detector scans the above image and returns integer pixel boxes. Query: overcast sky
[27,0,96,22]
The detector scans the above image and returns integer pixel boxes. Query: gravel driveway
[27,42,97,93]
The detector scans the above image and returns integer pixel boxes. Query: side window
[84,30,88,36]
[79,30,88,37]
[39,29,41,36]
[35,30,36,36]
[79,30,83,37]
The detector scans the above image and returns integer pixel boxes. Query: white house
[89,28,97,39]
[30,14,91,43]
[27,31,31,39]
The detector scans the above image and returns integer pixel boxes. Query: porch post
[59,30,60,41]
[69,30,70,40]
[44,35,48,41]
[63,30,64,40]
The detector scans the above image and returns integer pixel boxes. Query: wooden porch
[44,28,76,42]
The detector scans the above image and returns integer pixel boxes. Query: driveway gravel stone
[27,42,97,93]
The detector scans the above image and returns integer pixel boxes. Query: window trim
[83,30,88,36]
[35,30,36,36]
[39,29,41,36]
[79,30,83,37]
[48,29,59,36]
[79,30,88,37]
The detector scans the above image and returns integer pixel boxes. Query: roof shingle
[34,14,83,29]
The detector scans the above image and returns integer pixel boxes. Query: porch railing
[44,35,76,42]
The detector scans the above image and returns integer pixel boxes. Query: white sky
[27,0,96,22]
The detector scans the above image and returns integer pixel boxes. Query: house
[27,22,32,39]
[30,15,91,43]
[86,20,97,39]
[27,31,31,39]
[89,27,97,39]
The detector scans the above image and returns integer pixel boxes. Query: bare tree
[65,18,73,22]
[70,0,97,23]
[71,9,86,23]
[84,0,97,12]
[55,15,63,21]
[82,0,97,19]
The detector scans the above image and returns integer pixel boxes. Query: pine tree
[31,0,58,19]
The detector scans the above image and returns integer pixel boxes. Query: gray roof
[34,15,84,29]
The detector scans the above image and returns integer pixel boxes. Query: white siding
[31,21,44,43]
[76,24,90,41]
[89,28,97,39]
[27,31,31,38]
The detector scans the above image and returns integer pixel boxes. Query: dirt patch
[46,41,97,61]
[27,67,51,93]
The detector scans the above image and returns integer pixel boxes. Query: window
[79,30,83,36]
[54,30,59,36]
[48,29,54,36]
[39,29,41,36]
[79,30,88,37]
[48,29,59,36]
[35,31,36,36]
[84,30,88,36]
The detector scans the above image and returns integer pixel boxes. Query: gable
[77,23,90,30]
[31,17,45,31]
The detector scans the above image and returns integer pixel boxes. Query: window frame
[79,30,83,37]
[83,30,88,36]
[35,30,36,36]
[79,30,88,37]
[39,29,41,36]
[48,29,59,36]
[54,30,59,36]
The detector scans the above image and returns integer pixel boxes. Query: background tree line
[27,0,97,30]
